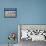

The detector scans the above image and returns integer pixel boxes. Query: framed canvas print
[4,8,17,18]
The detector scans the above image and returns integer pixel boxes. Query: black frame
[4,8,17,18]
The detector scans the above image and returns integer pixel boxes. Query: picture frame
[4,8,17,18]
